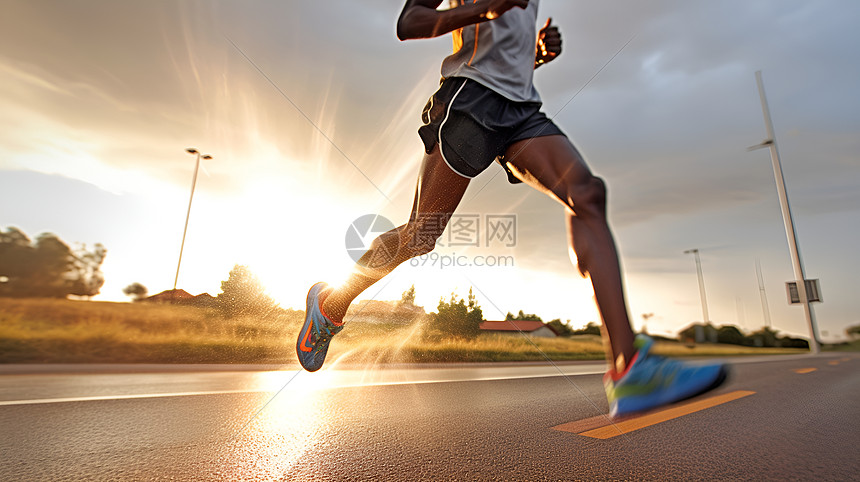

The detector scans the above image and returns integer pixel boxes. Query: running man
[297,0,728,417]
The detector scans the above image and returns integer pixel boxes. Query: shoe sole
[296,283,324,372]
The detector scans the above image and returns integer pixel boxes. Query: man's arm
[397,0,529,41]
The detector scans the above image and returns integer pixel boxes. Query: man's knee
[567,175,607,216]
[368,222,438,260]
[365,215,447,265]
[401,223,440,258]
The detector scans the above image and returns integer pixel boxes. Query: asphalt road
[1,353,857,480]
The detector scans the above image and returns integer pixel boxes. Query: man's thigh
[504,135,594,196]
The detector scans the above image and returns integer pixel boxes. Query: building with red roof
[479,320,560,338]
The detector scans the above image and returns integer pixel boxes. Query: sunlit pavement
[1,353,858,480]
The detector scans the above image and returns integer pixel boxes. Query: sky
[1,0,858,341]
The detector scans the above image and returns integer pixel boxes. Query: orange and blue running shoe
[296,282,343,372]
[604,335,728,418]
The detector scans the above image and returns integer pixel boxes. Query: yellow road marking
[841,357,851,362]
[553,390,755,440]
[828,361,840,366]
[794,368,817,374]
[552,414,615,434]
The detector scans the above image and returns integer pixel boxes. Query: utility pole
[755,259,772,329]
[684,248,710,325]
[748,71,820,353]
[174,148,212,291]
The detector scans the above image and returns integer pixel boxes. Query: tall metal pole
[750,71,819,353]
[174,148,210,291]
[755,259,772,329]
[684,249,710,324]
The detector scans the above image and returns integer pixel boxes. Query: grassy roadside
[0,298,810,364]
[823,339,860,352]
[0,298,300,364]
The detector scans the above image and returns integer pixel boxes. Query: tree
[505,310,542,321]
[467,288,482,319]
[679,322,719,343]
[572,321,601,336]
[778,336,809,349]
[123,282,149,301]
[29,233,75,297]
[717,325,747,346]
[749,326,779,348]
[216,264,279,318]
[0,228,104,298]
[429,288,483,340]
[400,284,416,307]
[68,243,107,298]
[546,319,573,337]
[0,227,36,295]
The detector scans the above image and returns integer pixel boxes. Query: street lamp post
[755,259,772,329]
[174,148,212,291]
[684,248,710,325]
[748,71,820,353]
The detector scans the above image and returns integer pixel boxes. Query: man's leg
[505,135,727,417]
[322,145,471,322]
[503,135,636,372]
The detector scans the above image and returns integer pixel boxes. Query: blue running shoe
[296,282,343,372]
[604,335,728,418]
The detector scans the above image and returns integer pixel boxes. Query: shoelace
[313,336,330,353]
[310,323,338,353]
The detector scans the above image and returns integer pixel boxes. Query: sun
[215,184,363,309]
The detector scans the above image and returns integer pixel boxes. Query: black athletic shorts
[418,77,566,184]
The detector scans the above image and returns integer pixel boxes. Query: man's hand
[535,17,561,67]
[484,0,529,20]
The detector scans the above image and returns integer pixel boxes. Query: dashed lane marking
[553,390,756,439]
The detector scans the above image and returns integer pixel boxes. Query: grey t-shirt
[440,0,540,103]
